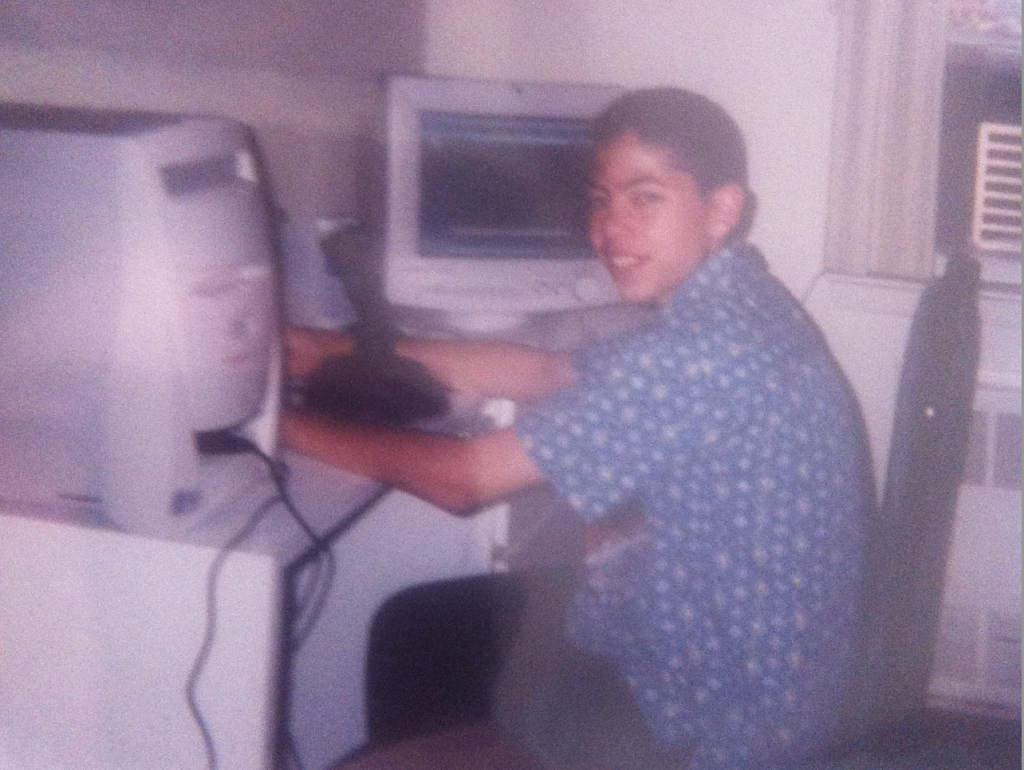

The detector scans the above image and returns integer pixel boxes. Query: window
[937,16,1022,286]
[824,0,1021,283]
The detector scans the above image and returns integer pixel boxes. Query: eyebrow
[589,173,667,191]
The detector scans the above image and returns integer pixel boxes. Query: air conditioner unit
[971,122,1022,254]
[929,385,1022,717]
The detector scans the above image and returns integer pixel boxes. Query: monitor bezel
[382,76,623,328]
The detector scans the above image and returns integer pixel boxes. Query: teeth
[611,256,640,268]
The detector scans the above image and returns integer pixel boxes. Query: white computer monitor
[382,76,624,337]
[0,104,280,538]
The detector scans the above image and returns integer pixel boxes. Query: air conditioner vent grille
[972,122,1022,254]
[970,120,1019,252]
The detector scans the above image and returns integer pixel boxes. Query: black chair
[803,259,1021,769]
[848,255,983,731]
[361,573,525,749]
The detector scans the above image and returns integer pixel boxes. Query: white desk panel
[0,509,279,770]
[0,450,499,770]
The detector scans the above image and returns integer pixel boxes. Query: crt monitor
[0,104,280,538]
[382,76,624,337]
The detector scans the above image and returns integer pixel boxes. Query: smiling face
[588,132,745,303]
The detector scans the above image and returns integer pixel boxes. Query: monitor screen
[419,111,593,260]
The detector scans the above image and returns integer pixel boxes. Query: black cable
[195,431,344,770]
[292,547,325,623]
[185,492,282,770]
[195,430,338,648]
[248,448,338,649]
[291,543,336,648]
[191,430,392,770]
[800,267,827,304]
[293,486,395,653]
[250,454,333,770]
[280,484,393,770]
[239,444,391,647]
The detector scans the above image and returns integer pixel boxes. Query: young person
[284,88,872,769]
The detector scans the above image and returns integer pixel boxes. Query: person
[284,88,872,769]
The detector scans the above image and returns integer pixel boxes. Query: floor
[336,723,542,770]
[805,709,1021,770]
[337,710,1021,770]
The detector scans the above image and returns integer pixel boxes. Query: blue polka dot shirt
[516,245,870,769]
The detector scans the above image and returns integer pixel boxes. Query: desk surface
[0,449,384,566]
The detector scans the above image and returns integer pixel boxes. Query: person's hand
[284,325,353,378]
[583,502,645,559]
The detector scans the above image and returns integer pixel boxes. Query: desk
[0,450,502,770]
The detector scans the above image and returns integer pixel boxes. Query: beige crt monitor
[0,104,280,539]
[382,76,624,337]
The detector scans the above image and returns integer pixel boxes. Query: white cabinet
[0,451,504,770]
[0,507,281,770]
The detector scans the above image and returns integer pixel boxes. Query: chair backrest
[853,255,983,728]
[363,574,524,748]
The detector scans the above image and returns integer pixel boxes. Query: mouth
[602,252,646,277]
[601,252,656,300]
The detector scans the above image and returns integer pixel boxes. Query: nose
[591,197,629,246]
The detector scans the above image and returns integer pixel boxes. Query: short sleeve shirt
[516,245,869,769]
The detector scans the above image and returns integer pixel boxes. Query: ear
[706,184,747,250]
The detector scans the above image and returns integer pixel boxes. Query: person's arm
[394,337,576,402]
[281,409,546,514]
[285,325,576,403]
[284,325,356,378]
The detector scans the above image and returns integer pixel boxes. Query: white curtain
[824,0,950,281]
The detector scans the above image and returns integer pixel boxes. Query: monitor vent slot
[162,153,242,197]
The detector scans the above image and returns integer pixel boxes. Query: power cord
[189,431,337,770]
[185,491,282,770]
[194,432,337,645]
[190,430,391,770]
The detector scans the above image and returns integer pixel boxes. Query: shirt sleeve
[515,327,748,523]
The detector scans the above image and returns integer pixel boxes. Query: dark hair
[591,87,749,194]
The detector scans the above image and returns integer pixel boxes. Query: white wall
[0,0,424,220]
[0,47,365,218]
[1,0,841,345]
[425,0,840,299]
